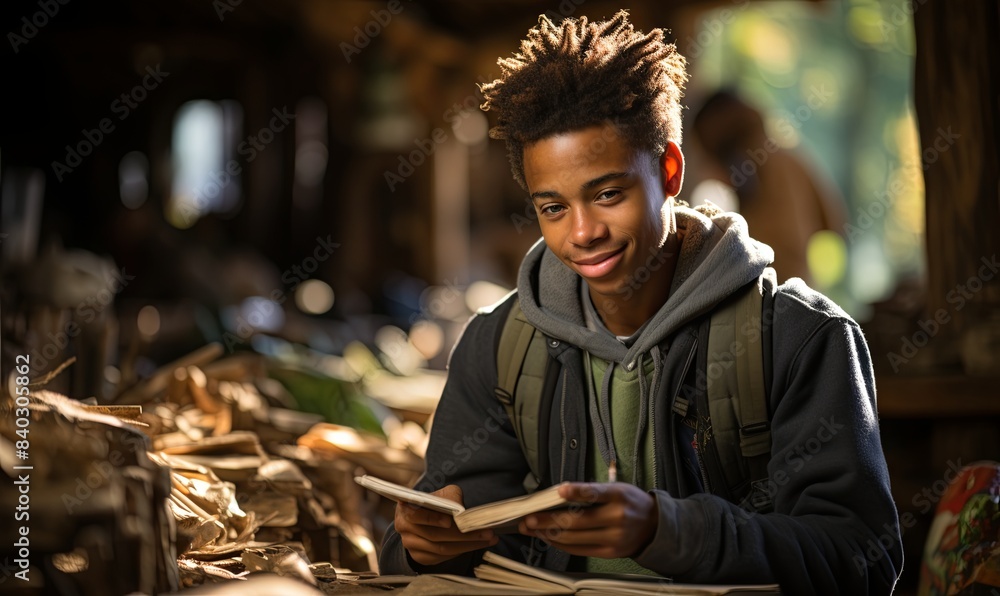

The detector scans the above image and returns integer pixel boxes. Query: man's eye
[598,189,621,201]
[541,204,565,215]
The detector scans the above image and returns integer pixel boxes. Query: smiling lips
[572,246,626,278]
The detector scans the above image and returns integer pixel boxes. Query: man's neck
[591,234,680,337]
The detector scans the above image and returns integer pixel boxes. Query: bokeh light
[296,279,335,315]
[137,305,161,338]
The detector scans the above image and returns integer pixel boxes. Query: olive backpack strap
[494,298,548,492]
[706,268,776,511]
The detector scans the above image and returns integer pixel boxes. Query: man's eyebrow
[530,171,631,202]
[581,171,630,190]
[530,190,560,202]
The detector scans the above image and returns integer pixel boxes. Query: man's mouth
[571,246,626,279]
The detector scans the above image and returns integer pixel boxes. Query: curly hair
[479,10,688,189]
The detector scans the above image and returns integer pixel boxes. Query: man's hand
[394,484,499,567]
[518,482,658,559]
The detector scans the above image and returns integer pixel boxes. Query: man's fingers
[398,503,454,528]
[558,482,611,504]
[434,484,464,503]
[528,527,619,546]
[522,507,600,532]
[406,522,496,544]
[522,496,627,532]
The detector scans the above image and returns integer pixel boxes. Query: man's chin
[583,278,630,301]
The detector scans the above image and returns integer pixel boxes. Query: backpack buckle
[739,422,771,458]
[494,387,513,405]
[749,480,774,511]
[740,421,769,437]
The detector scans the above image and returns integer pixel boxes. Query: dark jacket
[379,207,903,595]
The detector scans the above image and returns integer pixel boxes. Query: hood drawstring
[586,352,617,481]
[633,345,663,488]
[585,346,664,486]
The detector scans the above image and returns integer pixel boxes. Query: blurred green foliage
[693,0,924,319]
[267,363,387,439]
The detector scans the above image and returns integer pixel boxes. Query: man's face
[522,123,682,299]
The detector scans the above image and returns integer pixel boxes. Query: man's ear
[660,141,685,198]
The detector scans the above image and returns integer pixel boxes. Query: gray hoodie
[517,205,774,485]
[517,205,773,365]
[379,206,903,595]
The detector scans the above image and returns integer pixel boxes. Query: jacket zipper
[559,367,568,482]
[696,429,712,492]
[695,334,723,495]
[534,367,569,568]
[663,339,699,492]
[650,392,658,490]
[676,339,711,493]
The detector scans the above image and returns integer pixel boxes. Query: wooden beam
[876,374,1000,418]
[912,1,1000,373]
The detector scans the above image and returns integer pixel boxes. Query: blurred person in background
[692,89,847,285]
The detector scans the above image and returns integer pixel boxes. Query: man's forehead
[524,136,657,186]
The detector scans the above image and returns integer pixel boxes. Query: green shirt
[584,353,660,577]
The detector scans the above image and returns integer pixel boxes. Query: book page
[474,563,576,593]
[481,551,671,592]
[480,551,581,589]
[403,573,558,595]
[354,475,464,515]
[576,585,781,595]
[454,482,585,532]
[480,552,781,595]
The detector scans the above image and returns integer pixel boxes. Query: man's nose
[570,206,609,247]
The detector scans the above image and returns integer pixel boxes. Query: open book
[470,551,782,595]
[354,475,585,533]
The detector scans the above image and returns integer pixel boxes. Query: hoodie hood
[516,205,775,366]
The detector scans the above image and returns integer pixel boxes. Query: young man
[379,11,903,594]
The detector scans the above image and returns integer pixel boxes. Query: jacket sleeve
[377,299,535,576]
[633,310,903,595]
